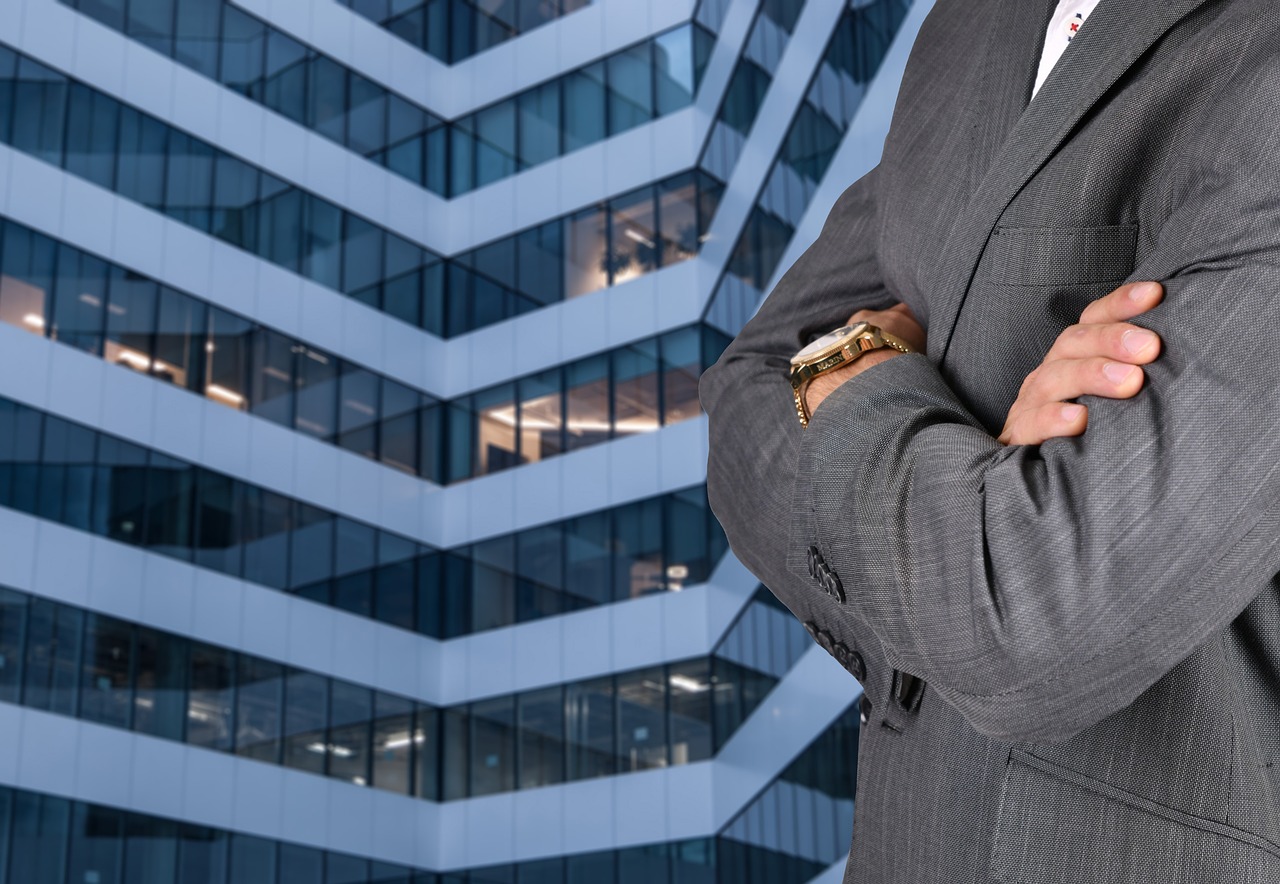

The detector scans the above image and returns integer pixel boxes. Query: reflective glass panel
[371,692,414,795]
[565,354,610,452]
[133,626,188,741]
[517,685,564,789]
[564,205,608,299]
[283,669,329,775]
[612,341,660,437]
[79,613,135,729]
[235,655,284,764]
[667,658,713,764]
[472,383,519,475]
[470,695,516,797]
[617,666,667,771]
[609,186,659,284]
[187,642,234,751]
[566,676,615,780]
[517,369,562,463]
[606,42,653,134]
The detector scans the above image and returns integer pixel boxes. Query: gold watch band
[790,324,914,428]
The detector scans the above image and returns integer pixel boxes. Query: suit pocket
[990,749,1280,883]
[980,224,1139,287]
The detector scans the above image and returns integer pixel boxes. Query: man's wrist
[805,349,903,416]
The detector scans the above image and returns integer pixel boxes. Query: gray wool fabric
[699,0,1280,881]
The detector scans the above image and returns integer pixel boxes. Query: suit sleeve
[699,165,899,674]
[780,76,1280,744]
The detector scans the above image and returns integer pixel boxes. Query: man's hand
[806,302,927,415]
[997,281,1164,446]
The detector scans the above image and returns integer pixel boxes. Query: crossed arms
[700,126,1280,742]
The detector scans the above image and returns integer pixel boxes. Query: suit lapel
[926,0,1214,365]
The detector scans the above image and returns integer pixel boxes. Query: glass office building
[0,0,931,880]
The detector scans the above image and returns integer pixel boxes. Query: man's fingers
[1011,356,1146,422]
[1045,321,1162,364]
[1078,280,1164,325]
[998,402,1088,446]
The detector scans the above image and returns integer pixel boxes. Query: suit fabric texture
[699,0,1280,881]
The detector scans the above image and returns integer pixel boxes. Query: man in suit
[699,0,1280,881]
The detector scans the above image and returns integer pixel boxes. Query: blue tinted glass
[219,6,266,95]
[235,655,285,764]
[307,55,348,141]
[104,266,158,377]
[294,345,339,439]
[469,694,516,796]
[0,588,26,704]
[247,327,294,429]
[348,73,389,155]
[64,83,118,189]
[133,626,188,741]
[186,642,234,751]
[8,792,70,884]
[0,46,15,144]
[123,814,179,883]
[606,43,654,134]
[38,415,97,532]
[302,195,343,290]
[283,670,329,774]
[51,245,107,357]
[229,834,276,884]
[327,853,370,884]
[476,99,514,185]
[333,517,376,617]
[262,29,309,124]
[193,468,242,575]
[279,843,323,884]
[126,0,175,55]
[24,599,83,717]
[518,79,561,168]
[654,27,696,114]
[93,434,148,547]
[240,486,292,589]
[165,132,216,231]
[563,62,606,151]
[210,155,260,250]
[115,106,169,209]
[176,826,229,884]
[173,0,222,78]
[143,450,196,560]
[257,180,303,272]
[78,611,133,731]
[11,57,68,165]
[68,801,125,884]
[152,285,206,393]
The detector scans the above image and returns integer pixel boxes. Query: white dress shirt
[1032,0,1104,98]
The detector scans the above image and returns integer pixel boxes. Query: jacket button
[849,650,866,682]
[859,694,873,726]
[807,546,823,579]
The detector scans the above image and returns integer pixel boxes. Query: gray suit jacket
[700,0,1280,881]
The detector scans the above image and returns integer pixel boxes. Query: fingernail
[1121,329,1157,354]
[1128,282,1160,301]
[1061,404,1084,421]
[1103,362,1137,383]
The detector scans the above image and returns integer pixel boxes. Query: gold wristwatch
[788,322,915,427]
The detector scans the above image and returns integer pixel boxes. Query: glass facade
[0,216,730,484]
[699,0,806,183]
[0,0,917,875]
[710,0,910,335]
[339,0,592,63]
[0,46,722,337]
[0,585,777,801]
[0,392,727,636]
[56,0,710,197]
[0,782,833,884]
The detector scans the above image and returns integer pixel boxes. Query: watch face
[792,323,868,363]
[793,326,852,361]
